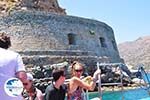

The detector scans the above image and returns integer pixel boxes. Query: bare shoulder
[70,76,82,83]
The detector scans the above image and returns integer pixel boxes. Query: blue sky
[58,0,150,44]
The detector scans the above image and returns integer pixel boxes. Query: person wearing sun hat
[26,73,34,81]
[22,73,43,100]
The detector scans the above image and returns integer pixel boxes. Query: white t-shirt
[0,48,25,100]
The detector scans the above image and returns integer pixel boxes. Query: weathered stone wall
[0,10,121,65]
[19,50,110,69]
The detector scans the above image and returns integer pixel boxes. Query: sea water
[89,88,150,100]
[89,73,150,100]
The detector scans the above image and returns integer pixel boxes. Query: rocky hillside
[118,36,150,70]
[0,0,66,15]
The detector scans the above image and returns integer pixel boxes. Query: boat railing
[138,65,150,86]
[137,64,150,95]
[93,62,124,100]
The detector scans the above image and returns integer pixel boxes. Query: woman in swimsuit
[67,61,100,100]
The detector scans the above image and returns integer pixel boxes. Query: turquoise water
[89,88,150,100]
[65,72,150,100]
[89,73,150,100]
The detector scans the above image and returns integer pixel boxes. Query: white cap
[26,73,33,81]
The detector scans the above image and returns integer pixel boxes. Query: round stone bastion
[0,11,121,67]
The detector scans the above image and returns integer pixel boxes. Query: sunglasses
[23,83,28,86]
[75,69,83,72]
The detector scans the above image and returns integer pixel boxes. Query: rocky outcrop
[28,62,133,93]
[0,0,66,15]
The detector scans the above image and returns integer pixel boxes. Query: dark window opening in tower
[112,40,117,50]
[99,37,107,48]
[68,33,76,45]
[52,4,55,7]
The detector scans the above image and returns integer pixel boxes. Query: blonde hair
[70,61,84,76]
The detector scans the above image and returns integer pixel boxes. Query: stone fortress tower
[0,0,121,67]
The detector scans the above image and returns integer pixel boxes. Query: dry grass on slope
[118,36,150,70]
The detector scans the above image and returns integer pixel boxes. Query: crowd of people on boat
[0,32,101,100]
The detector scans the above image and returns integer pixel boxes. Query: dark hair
[52,68,64,82]
[0,32,11,49]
